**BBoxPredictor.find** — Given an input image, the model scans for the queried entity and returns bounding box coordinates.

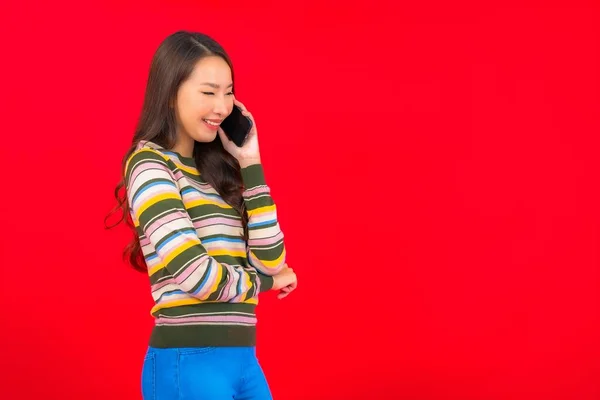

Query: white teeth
[204,119,220,126]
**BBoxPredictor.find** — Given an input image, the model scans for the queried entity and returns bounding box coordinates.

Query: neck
[172,130,194,158]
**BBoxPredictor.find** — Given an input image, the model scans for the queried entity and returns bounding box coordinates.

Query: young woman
[107,30,297,399]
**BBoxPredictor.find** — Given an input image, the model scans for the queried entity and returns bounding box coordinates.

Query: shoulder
[124,141,181,190]
[125,141,173,172]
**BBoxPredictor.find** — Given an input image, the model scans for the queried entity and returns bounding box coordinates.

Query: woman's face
[174,56,234,146]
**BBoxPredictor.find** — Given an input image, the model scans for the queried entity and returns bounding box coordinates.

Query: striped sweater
[125,140,286,348]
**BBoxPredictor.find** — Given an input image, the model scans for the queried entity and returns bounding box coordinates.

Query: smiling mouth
[203,119,222,126]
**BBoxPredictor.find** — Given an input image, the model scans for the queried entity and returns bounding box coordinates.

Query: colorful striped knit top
[125,140,286,348]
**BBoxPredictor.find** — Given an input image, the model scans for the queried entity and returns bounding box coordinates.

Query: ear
[169,94,177,109]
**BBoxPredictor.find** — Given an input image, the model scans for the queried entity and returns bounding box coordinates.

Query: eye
[226,92,234,96]
[201,92,215,96]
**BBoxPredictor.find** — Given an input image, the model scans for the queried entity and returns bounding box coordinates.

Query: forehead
[188,56,232,83]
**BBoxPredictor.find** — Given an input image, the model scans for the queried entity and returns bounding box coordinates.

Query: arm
[125,149,274,302]
[241,163,287,276]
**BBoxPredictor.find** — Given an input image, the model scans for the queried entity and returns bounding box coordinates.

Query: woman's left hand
[277,279,298,300]
[218,97,262,168]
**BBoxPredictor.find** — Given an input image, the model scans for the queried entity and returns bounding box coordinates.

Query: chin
[192,130,218,143]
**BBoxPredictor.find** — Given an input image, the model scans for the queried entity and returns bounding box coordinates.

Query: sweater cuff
[258,273,274,292]
[241,163,267,189]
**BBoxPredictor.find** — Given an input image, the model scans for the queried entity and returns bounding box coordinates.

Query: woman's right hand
[272,265,297,292]
[217,97,262,168]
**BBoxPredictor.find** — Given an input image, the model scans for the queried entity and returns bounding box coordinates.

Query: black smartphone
[221,105,253,147]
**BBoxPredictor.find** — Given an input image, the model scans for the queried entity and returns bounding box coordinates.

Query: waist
[149,302,259,348]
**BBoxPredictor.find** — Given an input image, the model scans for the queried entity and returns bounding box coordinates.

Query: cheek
[191,96,214,117]
[178,95,202,121]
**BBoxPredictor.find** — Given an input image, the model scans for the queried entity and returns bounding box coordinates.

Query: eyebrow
[200,82,233,89]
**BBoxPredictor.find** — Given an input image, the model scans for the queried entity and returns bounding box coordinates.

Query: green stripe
[150,325,257,348]
[126,149,167,176]
[187,204,237,214]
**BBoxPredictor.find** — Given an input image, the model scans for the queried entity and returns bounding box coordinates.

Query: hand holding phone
[220,103,253,147]
[218,98,262,167]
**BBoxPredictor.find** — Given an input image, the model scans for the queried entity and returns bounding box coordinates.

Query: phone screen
[221,105,253,147]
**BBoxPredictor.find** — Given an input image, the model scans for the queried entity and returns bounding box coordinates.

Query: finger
[277,291,290,299]
[281,283,296,295]
[284,286,296,294]
[234,98,246,110]
[217,127,230,144]
[241,110,255,126]
[217,127,238,153]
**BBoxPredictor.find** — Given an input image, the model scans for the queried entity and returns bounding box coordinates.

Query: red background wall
[0,1,598,399]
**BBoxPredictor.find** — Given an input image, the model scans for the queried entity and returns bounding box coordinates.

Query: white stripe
[249,225,281,238]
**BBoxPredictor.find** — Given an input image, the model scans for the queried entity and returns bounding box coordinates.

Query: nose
[213,96,230,117]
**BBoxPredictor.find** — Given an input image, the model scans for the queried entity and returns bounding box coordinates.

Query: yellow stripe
[245,272,251,291]
[250,248,286,269]
[138,192,181,216]
[174,161,200,176]
[242,272,252,301]
[148,240,200,276]
[247,204,276,217]
[186,199,232,209]
[208,249,247,258]
[164,240,198,264]
[150,298,202,314]
[148,261,166,276]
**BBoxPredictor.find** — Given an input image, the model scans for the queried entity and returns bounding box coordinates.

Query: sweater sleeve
[241,164,287,276]
[125,149,274,301]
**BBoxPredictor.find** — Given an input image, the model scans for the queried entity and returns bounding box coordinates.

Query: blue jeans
[141,346,273,399]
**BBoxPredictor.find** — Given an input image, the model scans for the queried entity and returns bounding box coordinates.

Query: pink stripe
[177,256,208,283]
[145,212,188,238]
[156,315,257,324]
[244,186,270,197]
[152,279,173,292]
[136,141,151,151]
[173,171,212,190]
[194,217,241,229]
[220,263,237,299]
[150,257,209,293]
[129,161,170,188]
[249,251,285,274]
[181,187,226,200]
[248,232,284,246]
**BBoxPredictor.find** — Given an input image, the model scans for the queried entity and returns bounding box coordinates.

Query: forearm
[241,163,287,276]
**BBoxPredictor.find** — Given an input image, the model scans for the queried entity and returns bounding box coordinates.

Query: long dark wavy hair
[105,30,248,273]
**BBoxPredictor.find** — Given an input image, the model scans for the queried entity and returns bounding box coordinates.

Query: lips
[202,119,221,130]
